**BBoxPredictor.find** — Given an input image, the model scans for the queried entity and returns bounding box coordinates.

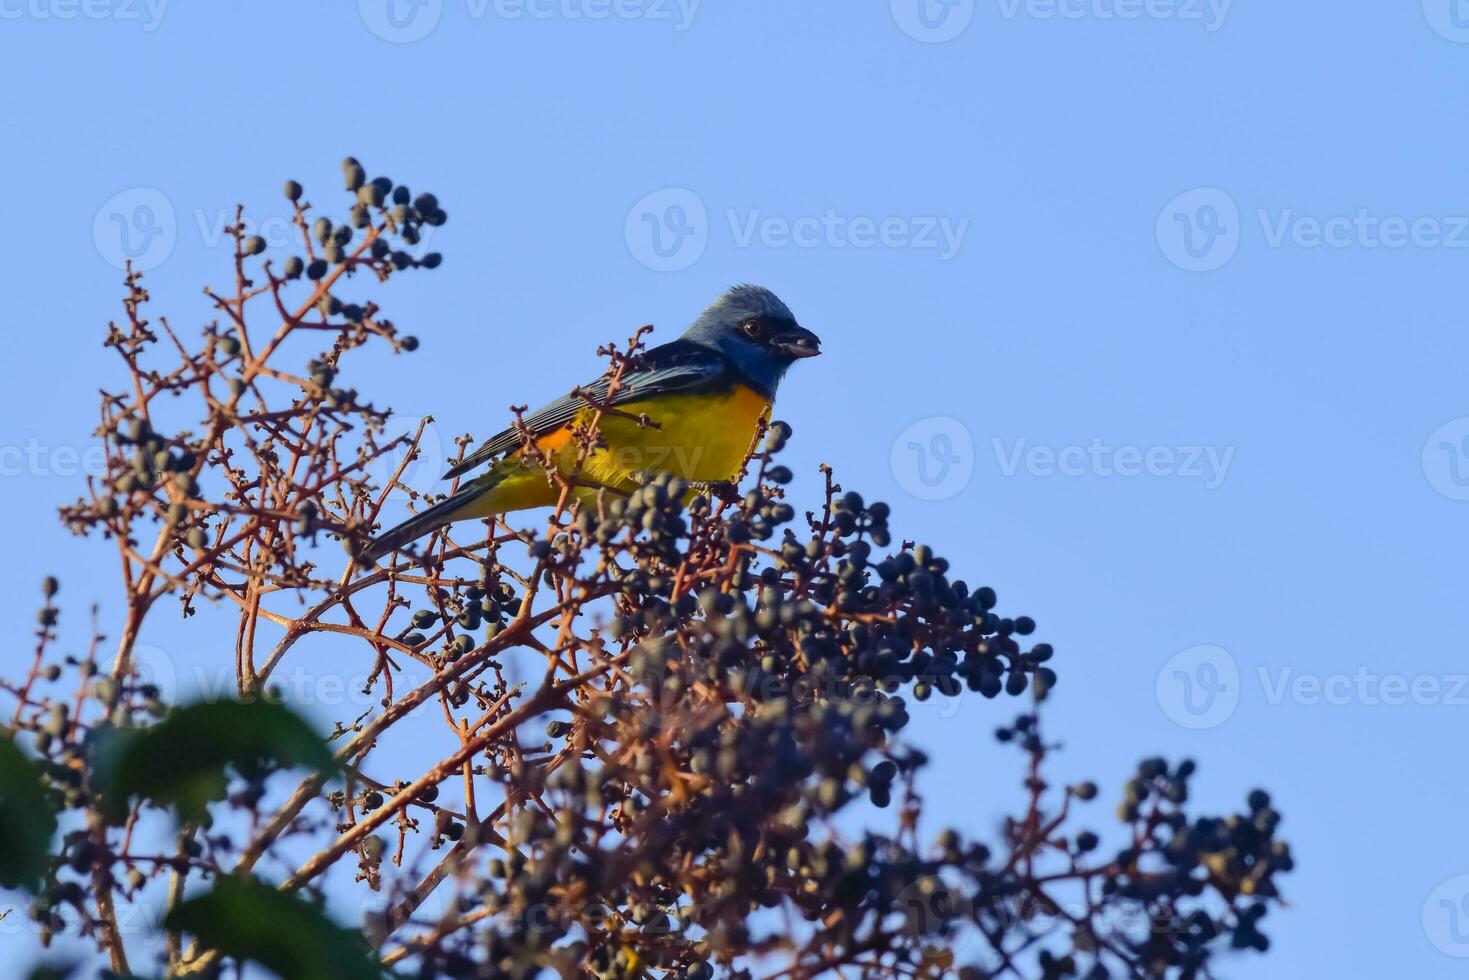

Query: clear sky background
[4,1,1469,976]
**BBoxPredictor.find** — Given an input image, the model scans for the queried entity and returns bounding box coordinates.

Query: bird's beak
[771,325,822,359]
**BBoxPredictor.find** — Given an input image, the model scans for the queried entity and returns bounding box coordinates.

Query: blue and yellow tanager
[360,285,820,564]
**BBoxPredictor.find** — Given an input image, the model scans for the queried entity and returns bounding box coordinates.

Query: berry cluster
[2,159,1291,980]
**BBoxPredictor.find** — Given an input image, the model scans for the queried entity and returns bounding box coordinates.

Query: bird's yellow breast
[585,383,771,485]
[449,385,772,520]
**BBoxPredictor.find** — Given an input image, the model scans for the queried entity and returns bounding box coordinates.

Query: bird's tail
[358,475,499,567]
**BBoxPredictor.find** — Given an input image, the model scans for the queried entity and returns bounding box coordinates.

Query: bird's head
[682,285,821,395]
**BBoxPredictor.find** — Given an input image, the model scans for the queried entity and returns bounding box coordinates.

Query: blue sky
[4,1,1469,975]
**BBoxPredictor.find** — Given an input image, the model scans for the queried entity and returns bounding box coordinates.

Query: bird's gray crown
[699,284,794,325]
[679,285,807,397]
[684,284,794,340]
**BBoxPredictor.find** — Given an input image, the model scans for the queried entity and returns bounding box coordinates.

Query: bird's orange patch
[536,426,574,454]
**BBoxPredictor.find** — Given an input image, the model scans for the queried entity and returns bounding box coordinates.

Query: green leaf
[0,732,58,893]
[27,967,75,980]
[165,876,384,980]
[89,698,338,823]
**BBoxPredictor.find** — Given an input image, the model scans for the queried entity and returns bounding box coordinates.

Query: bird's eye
[742,319,764,340]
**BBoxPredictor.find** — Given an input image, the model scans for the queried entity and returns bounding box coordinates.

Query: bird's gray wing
[439,341,728,481]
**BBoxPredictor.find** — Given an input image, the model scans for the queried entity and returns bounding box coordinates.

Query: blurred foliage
[88,698,338,824]
[0,732,58,893]
[164,875,384,980]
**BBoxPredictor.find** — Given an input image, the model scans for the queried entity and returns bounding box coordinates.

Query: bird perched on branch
[359,285,820,565]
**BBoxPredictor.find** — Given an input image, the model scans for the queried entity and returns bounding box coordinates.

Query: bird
[358,285,820,565]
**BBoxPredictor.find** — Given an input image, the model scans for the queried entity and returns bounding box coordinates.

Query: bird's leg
[689,480,742,505]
